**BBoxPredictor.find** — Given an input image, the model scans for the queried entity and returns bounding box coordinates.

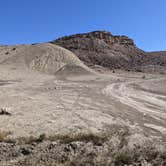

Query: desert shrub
[114,151,133,165]
[142,75,146,79]
[54,133,109,145]
[16,134,46,145]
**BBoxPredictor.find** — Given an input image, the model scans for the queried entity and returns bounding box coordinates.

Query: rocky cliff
[51,31,166,73]
[55,31,135,46]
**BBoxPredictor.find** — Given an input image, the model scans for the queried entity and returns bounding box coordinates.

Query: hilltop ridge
[52,30,166,73]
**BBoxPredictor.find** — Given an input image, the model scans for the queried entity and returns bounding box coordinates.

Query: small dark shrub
[114,151,133,165]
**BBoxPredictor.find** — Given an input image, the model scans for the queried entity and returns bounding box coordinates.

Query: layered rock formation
[52,31,166,72]
[55,31,135,46]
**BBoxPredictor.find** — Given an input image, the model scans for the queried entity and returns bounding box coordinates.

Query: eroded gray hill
[0,43,94,76]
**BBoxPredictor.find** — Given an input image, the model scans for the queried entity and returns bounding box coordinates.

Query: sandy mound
[0,43,94,76]
[55,63,94,78]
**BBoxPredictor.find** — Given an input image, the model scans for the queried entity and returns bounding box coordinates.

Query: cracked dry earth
[0,64,166,139]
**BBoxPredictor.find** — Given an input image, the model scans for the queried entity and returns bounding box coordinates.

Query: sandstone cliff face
[52,31,166,72]
[82,31,135,46]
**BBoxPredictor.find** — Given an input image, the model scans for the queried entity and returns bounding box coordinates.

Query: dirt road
[102,74,166,136]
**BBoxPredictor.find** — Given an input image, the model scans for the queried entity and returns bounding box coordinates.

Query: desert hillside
[0,43,94,76]
[0,32,166,165]
[52,31,166,73]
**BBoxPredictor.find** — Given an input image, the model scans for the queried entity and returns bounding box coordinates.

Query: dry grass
[0,126,166,165]
[49,133,109,145]
[11,132,109,145]
[0,124,130,145]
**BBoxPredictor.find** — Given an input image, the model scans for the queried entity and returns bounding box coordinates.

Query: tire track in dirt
[102,77,166,134]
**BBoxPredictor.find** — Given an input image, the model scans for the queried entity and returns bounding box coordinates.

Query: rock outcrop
[55,31,135,46]
[52,31,166,73]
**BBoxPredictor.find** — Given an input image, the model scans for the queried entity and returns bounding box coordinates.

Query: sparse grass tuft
[0,131,12,142]
[142,75,146,79]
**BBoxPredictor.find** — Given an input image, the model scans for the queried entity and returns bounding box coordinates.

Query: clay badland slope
[0,43,93,76]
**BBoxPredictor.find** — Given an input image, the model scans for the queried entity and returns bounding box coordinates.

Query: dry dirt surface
[0,43,166,165]
[0,64,165,138]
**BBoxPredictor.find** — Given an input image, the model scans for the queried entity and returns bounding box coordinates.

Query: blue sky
[0,0,165,51]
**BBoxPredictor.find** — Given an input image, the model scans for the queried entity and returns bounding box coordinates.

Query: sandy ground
[0,64,166,140]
